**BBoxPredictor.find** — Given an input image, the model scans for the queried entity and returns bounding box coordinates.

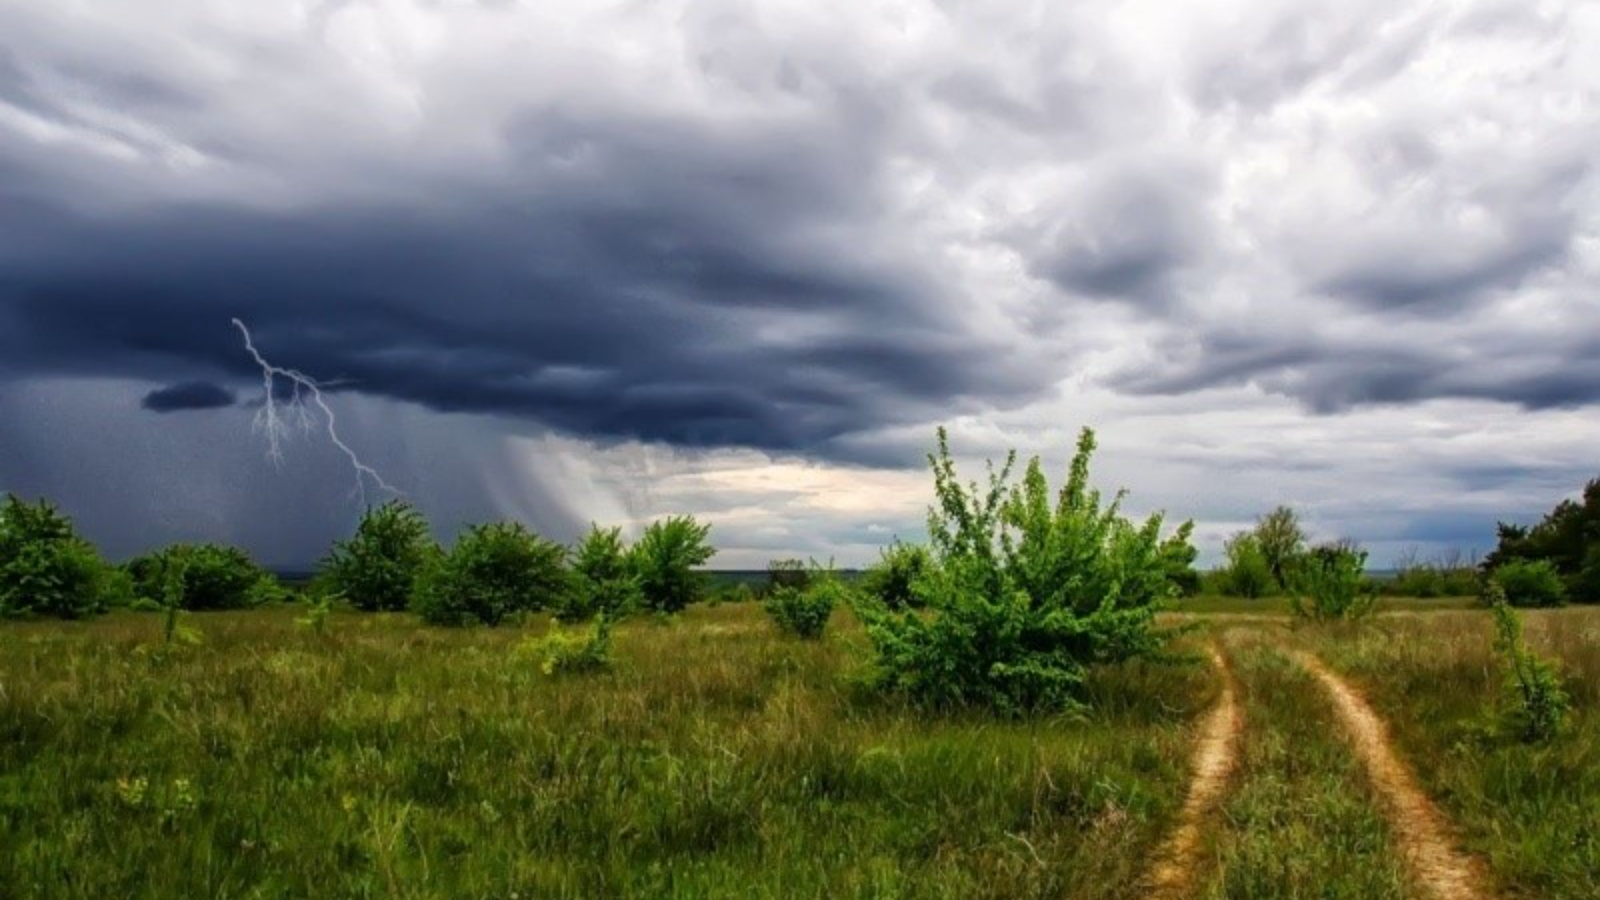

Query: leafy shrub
[858,427,1183,714]
[765,567,844,639]
[1490,558,1567,608]
[1485,477,1600,602]
[527,614,614,675]
[766,558,811,595]
[1219,532,1274,598]
[127,544,274,611]
[319,500,435,612]
[632,516,715,614]
[1160,521,1202,596]
[556,525,641,623]
[1288,541,1376,620]
[0,494,109,619]
[1486,583,1569,742]
[858,542,929,610]
[1253,506,1306,590]
[415,522,572,626]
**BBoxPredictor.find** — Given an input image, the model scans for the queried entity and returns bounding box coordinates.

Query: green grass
[1169,594,1480,616]
[1195,627,1411,899]
[0,604,1210,900]
[1291,608,1600,900]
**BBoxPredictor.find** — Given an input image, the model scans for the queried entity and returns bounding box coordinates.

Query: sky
[1,0,1597,569]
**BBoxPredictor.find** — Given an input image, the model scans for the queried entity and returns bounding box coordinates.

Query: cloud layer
[2,0,1597,565]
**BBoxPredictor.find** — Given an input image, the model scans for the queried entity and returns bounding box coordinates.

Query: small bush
[415,522,571,627]
[0,494,110,619]
[632,516,715,614]
[1490,559,1567,608]
[126,544,273,611]
[1219,532,1274,598]
[556,525,641,623]
[527,614,614,675]
[319,500,435,612]
[766,559,811,595]
[1160,521,1202,597]
[1486,583,1569,742]
[1288,541,1376,620]
[859,427,1181,714]
[765,567,843,639]
[858,542,929,610]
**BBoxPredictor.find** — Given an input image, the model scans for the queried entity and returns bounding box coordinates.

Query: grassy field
[1,604,1211,900]
[3,602,1596,899]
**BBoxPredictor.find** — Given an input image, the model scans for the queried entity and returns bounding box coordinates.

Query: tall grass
[0,604,1209,900]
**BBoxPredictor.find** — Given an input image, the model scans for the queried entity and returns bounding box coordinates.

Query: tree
[1219,532,1273,598]
[858,542,930,610]
[631,516,715,614]
[1253,506,1306,590]
[0,494,108,619]
[1159,520,1201,596]
[1489,559,1566,608]
[766,563,844,639]
[1484,478,1600,603]
[1287,540,1376,620]
[415,522,571,626]
[859,427,1182,714]
[320,500,435,612]
[556,525,641,623]
[126,544,276,611]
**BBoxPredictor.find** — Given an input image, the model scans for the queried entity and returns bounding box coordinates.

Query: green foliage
[296,593,335,636]
[127,544,274,611]
[859,427,1179,714]
[319,500,435,612]
[1385,547,1480,598]
[1288,541,1376,621]
[1219,532,1274,598]
[526,613,614,675]
[765,565,843,639]
[1159,520,1201,596]
[556,525,641,623]
[857,542,929,610]
[1486,583,1570,742]
[415,522,572,627]
[1254,506,1306,590]
[631,515,715,614]
[765,558,812,594]
[1485,477,1600,602]
[1490,558,1567,608]
[0,494,108,619]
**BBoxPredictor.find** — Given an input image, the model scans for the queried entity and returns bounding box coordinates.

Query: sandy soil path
[1293,650,1496,900]
[1143,646,1243,900]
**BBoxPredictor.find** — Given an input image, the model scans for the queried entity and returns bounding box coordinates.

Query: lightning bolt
[232,318,402,503]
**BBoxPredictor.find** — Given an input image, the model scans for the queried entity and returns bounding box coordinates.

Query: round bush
[416,522,572,626]
[1491,559,1567,608]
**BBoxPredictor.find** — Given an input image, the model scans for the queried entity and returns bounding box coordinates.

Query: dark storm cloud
[0,113,1041,460]
[140,380,236,412]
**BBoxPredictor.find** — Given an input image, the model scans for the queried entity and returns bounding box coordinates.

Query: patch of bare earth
[1293,651,1496,900]
[1143,646,1242,900]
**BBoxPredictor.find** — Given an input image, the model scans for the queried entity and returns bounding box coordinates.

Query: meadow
[3,599,1596,899]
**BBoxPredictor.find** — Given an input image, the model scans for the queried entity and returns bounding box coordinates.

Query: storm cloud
[2,0,1598,565]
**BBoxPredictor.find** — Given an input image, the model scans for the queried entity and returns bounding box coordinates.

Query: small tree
[859,427,1183,714]
[0,494,108,619]
[1219,532,1274,598]
[765,558,812,594]
[415,522,571,626]
[1288,541,1376,620]
[632,516,715,614]
[1160,520,1201,596]
[556,525,641,623]
[320,500,435,612]
[858,542,929,610]
[1486,583,1569,742]
[1254,505,1306,590]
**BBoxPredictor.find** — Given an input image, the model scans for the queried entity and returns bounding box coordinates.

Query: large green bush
[127,543,277,611]
[1485,477,1600,602]
[858,427,1187,714]
[319,500,435,612]
[1490,558,1567,608]
[555,525,641,623]
[415,522,571,626]
[0,494,109,619]
[858,542,929,610]
[632,516,715,614]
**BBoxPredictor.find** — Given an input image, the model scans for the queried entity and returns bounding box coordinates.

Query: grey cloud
[140,380,236,412]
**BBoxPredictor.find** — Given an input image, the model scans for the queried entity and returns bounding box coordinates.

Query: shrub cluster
[764,564,843,639]
[1287,541,1377,621]
[857,542,928,610]
[126,543,278,611]
[319,500,434,612]
[858,427,1189,713]
[0,494,110,619]
[1484,477,1600,603]
[1488,558,1566,608]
